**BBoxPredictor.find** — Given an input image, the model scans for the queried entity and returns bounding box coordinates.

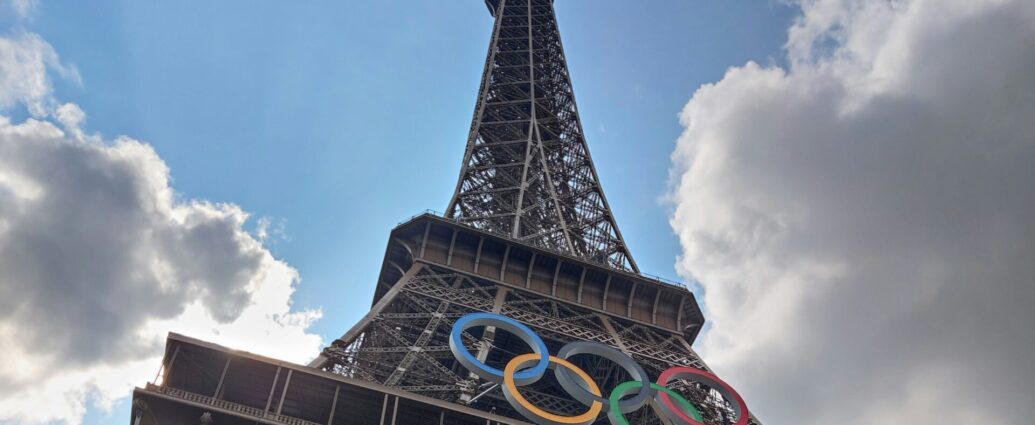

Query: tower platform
[131,333,529,425]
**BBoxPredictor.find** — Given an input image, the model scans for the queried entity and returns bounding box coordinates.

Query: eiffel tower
[130,2,759,425]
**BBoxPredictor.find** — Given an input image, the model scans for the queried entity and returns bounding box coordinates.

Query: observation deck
[372,212,706,343]
[131,333,529,425]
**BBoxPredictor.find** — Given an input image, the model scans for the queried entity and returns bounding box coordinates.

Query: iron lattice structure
[447,0,637,272]
[309,1,761,424]
[311,214,758,425]
[319,263,744,425]
[129,2,760,425]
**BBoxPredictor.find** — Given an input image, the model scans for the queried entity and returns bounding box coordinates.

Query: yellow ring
[503,353,604,424]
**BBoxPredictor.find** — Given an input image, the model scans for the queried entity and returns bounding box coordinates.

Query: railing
[145,384,322,425]
[395,210,689,289]
[639,272,688,289]
[396,209,447,226]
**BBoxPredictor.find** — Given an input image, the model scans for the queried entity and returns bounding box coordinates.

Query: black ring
[554,341,653,413]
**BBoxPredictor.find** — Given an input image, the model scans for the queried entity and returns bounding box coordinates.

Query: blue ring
[449,312,550,385]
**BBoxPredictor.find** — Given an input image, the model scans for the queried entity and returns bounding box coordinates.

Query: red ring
[656,367,750,425]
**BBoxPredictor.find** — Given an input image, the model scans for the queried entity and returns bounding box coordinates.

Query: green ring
[607,381,703,425]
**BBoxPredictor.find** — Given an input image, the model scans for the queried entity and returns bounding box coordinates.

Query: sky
[1,0,1033,425]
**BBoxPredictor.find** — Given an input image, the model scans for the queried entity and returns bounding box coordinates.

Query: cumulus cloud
[0,32,322,425]
[670,0,1035,424]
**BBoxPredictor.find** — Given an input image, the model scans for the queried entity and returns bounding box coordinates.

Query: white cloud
[0,31,322,425]
[670,0,1035,424]
[0,31,79,117]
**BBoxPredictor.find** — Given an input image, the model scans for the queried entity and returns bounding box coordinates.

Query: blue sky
[6,1,796,423]
[36,0,793,333]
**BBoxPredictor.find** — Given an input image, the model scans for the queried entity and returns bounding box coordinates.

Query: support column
[499,245,510,280]
[378,394,390,425]
[309,263,424,368]
[446,229,458,266]
[475,287,510,362]
[575,268,586,303]
[326,384,340,425]
[213,357,231,398]
[159,344,180,386]
[419,222,431,258]
[275,369,293,415]
[462,287,510,404]
[473,237,485,273]
[550,261,561,296]
[598,314,629,354]
[627,282,638,317]
[525,253,537,288]
[264,367,282,414]
[390,396,400,425]
[651,290,662,325]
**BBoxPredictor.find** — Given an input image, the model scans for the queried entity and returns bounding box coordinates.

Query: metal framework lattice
[447,0,638,272]
[315,2,760,424]
[131,2,760,425]
[321,263,752,425]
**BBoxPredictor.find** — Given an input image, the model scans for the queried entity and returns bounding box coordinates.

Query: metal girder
[309,1,760,423]
[384,292,455,386]
[446,0,638,272]
[318,265,749,424]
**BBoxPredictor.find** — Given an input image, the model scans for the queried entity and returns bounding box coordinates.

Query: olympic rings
[657,367,749,425]
[450,312,750,425]
[607,382,702,425]
[449,312,550,385]
[555,341,651,414]
[503,353,604,425]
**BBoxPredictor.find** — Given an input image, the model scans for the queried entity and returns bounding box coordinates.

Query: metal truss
[447,0,638,272]
[318,2,760,423]
[320,264,755,425]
